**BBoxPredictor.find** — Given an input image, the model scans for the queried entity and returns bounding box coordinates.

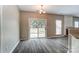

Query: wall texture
[1,6,20,53]
[20,11,64,40]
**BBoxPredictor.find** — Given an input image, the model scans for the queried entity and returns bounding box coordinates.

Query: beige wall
[1,5,20,53]
[64,16,73,35]
[20,11,64,40]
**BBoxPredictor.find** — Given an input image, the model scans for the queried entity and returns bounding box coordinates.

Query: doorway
[29,18,47,39]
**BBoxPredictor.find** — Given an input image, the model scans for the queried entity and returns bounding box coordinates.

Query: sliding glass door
[29,18,46,39]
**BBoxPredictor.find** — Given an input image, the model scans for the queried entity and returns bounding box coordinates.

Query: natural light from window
[56,20,62,35]
[74,21,79,28]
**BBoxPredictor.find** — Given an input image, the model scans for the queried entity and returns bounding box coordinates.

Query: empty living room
[0,5,79,53]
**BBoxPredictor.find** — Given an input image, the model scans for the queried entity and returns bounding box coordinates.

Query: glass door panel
[29,19,38,38]
[39,28,45,37]
[38,19,46,37]
[30,28,38,38]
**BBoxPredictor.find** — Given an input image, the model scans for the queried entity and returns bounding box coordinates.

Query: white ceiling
[18,5,79,17]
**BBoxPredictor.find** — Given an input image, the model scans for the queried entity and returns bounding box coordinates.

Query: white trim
[47,35,65,39]
[10,40,20,53]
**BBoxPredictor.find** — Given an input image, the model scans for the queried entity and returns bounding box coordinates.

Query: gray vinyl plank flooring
[13,37,68,53]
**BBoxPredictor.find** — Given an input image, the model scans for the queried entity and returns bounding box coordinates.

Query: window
[56,20,62,35]
[73,17,79,28]
[74,21,79,28]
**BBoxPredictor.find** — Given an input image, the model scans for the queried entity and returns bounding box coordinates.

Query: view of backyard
[29,18,46,38]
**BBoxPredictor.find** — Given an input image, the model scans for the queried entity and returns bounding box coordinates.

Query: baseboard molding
[47,35,66,39]
[10,40,20,53]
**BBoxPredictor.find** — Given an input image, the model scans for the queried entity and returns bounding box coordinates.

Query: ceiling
[18,5,79,17]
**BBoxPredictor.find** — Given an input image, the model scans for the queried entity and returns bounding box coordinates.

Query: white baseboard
[47,35,66,39]
[10,40,20,53]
